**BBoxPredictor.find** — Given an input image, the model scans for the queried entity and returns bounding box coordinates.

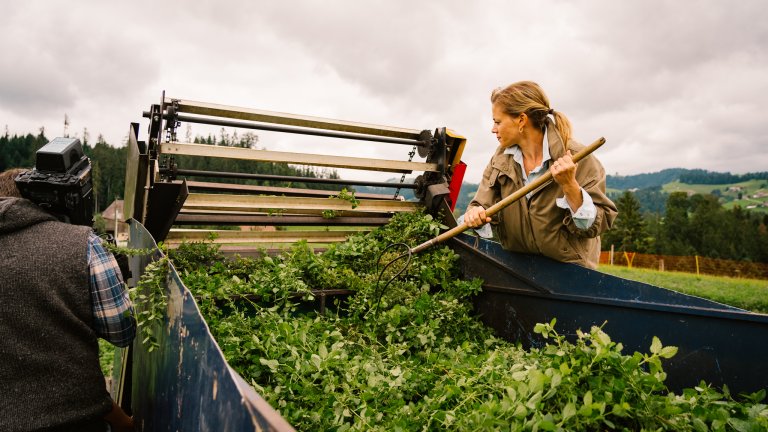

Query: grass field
[663,179,768,213]
[598,264,768,314]
[662,178,765,195]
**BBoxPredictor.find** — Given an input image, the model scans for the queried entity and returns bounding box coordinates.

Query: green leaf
[529,369,546,393]
[259,358,279,372]
[561,402,576,421]
[310,354,322,370]
[728,417,755,432]
[537,419,556,431]
[692,418,708,432]
[650,336,662,354]
[596,330,611,346]
[659,345,678,359]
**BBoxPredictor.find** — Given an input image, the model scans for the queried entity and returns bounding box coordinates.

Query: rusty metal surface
[164,228,367,245]
[450,234,768,394]
[182,192,420,214]
[185,180,405,200]
[123,220,295,431]
[152,112,423,145]
[160,142,438,173]
[162,168,418,190]
[166,97,421,139]
[174,213,392,226]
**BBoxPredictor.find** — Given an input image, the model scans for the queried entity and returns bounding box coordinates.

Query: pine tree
[662,192,695,255]
[602,190,650,252]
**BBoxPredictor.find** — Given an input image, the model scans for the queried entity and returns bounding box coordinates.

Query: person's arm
[556,189,597,230]
[104,399,134,432]
[550,150,583,208]
[551,151,617,237]
[87,233,136,347]
[465,158,500,228]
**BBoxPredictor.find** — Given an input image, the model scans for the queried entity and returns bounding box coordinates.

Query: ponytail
[551,110,572,154]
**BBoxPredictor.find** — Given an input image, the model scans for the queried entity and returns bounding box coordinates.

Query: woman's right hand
[464,206,491,228]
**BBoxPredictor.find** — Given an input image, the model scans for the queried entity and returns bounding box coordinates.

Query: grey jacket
[0,197,112,431]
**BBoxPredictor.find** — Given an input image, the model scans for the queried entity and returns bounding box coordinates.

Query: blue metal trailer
[113,220,768,430]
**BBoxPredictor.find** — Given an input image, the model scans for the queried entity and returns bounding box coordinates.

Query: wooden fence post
[695,255,700,276]
[659,258,664,272]
[624,251,635,269]
[610,244,614,266]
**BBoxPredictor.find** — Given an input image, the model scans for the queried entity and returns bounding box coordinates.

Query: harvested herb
[168,211,767,431]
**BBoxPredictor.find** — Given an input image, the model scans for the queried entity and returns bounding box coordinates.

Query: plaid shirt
[87,233,136,347]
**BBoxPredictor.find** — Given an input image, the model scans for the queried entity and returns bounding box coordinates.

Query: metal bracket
[416,129,432,158]
[163,156,178,181]
[414,127,451,214]
[147,104,162,157]
[165,99,181,143]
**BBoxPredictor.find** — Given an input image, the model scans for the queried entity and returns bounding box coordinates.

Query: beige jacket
[468,121,617,268]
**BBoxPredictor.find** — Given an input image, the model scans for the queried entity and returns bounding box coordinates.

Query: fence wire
[599,251,768,280]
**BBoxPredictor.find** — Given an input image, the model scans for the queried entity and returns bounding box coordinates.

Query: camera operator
[0,168,136,432]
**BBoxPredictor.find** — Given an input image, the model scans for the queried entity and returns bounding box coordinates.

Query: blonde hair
[491,81,573,153]
[0,168,27,198]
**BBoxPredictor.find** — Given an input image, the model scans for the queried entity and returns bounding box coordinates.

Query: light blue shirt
[503,127,596,230]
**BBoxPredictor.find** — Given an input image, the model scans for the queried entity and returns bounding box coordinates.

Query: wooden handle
[410,137,606,254]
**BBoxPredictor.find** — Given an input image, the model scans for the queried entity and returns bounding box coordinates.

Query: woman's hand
[464,206,491,228]
[550,150,583,209]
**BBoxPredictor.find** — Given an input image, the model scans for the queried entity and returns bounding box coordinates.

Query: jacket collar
[492,117,566,180]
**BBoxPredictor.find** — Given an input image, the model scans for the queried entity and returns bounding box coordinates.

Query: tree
[83,135,128,211]
[602,191,650,252]
[688,194,726,258]
[661,192,695,256]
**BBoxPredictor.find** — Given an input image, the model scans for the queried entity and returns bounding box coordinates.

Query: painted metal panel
[451,234,768,394]
[119,219,294,431]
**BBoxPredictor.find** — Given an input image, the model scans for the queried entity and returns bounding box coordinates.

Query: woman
[464,81,617,268]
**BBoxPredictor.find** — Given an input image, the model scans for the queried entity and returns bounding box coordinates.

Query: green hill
[359,169,768,216]
[664,179,768,212]
[606,169,768,214]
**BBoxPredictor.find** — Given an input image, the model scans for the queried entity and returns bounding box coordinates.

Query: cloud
[1,0,766,181]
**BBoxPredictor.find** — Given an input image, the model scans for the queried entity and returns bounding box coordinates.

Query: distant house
[102,200,128,241]
[727,186,743,192]
[753,191,768,198]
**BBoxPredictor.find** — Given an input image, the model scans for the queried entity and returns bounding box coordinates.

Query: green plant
[130,254,169,352]
[98,339,116,377]
[168,211,768,430]
[101,242,155,258]
[334,188,360,209]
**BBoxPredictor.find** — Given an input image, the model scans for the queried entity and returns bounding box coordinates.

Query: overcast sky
[2,0,767,183]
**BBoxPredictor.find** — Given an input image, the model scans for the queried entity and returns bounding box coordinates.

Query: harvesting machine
[113,94,768,431]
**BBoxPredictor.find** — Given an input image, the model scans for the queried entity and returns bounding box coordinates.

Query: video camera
[14,137,95,226]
